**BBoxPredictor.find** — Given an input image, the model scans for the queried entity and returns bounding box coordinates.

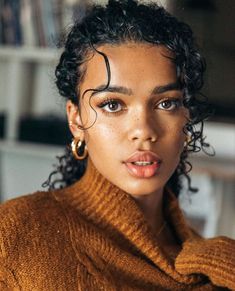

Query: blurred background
[0,0,234,238]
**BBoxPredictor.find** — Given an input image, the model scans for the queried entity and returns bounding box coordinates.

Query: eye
[97,98,124,114]
[157,98,182,111]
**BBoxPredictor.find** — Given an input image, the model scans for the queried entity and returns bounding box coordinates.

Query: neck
[55,156,193,245]
[131,189,164,234]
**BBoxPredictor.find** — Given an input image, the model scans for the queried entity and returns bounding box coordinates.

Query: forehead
[80,43,177,90]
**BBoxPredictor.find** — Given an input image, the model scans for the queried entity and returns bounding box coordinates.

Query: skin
[67,43,189,245]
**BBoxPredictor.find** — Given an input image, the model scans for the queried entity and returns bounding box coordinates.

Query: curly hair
[43,0,214,197]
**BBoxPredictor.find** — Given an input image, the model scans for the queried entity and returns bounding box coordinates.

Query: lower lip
[124,162,161,178]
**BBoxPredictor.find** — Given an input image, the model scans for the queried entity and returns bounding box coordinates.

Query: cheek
[175,128,186,151]
[164,122,186,155]
[85,123,122,152]
[175,133,186,164]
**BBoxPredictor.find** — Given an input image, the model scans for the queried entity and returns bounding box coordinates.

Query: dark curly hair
[43,0,214,197]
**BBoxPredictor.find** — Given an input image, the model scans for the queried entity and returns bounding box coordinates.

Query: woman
[0,1,235,290]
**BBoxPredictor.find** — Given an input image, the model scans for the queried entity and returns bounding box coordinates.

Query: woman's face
[67,43,189,197]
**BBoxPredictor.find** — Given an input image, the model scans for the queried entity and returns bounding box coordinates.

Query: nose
[128,110,158,144]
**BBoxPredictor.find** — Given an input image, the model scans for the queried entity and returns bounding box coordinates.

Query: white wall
[0,141,63,201]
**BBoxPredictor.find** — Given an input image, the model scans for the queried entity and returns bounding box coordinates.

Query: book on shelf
[0,0,22,46]
[41,0,57,47]
[31,0,47,47]
[0,112,6,139]
[20,0,36,46]
[0,0,2,44]
[0,0,93,48]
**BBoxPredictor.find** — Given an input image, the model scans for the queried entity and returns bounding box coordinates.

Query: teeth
[132,161,154,166]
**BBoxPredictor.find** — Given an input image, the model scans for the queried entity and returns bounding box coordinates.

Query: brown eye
[97,98,123,113]
[157,98,182,111]
[106,101,120,112]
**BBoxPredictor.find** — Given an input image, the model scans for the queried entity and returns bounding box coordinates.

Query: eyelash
[97,97,183,116]
[97,98,125,116]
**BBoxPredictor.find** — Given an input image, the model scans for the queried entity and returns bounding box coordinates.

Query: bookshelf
[0,46,64,140]
[0,45,65,201]
[0,47,60,140]
[0,0,104,200]
[0,46,58,61]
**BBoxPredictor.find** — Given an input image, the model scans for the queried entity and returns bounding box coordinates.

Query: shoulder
[0,191,85,289]
[0,191,69,257]
[0,191,62,227]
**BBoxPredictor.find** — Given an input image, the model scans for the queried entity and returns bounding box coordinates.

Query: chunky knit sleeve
[0,263,21,291]
[0,192,86,290]
[175,236,235,290]
[0,207,20,291]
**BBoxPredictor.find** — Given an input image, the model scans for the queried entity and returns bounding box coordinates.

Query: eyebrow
[152,82,182,94]
[90,85,132,97]
[90,81,182,98]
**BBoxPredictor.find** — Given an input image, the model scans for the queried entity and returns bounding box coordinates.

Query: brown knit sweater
[0,157,235,290]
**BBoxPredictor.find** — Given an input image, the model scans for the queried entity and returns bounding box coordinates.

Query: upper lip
[124,151,162,163]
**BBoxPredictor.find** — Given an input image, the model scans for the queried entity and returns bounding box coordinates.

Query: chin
[122,183,164,197]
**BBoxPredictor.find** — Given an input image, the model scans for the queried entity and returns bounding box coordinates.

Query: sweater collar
[55,156,203,284]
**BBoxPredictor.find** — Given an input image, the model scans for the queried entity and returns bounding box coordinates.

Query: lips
[124,151,162,164]
[124,151,162,178]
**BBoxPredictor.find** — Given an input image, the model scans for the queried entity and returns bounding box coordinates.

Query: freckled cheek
[175,128,186,148]
[85,124,122,151]
[160,136,184,172]
[163,124,185,153]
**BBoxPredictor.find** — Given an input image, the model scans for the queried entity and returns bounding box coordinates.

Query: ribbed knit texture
[0,156,234,290]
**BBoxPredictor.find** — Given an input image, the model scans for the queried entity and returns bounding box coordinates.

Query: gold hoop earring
[71,137,88,160]
[184,135,192,148]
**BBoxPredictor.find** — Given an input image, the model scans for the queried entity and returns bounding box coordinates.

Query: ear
[66,100,85,140]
